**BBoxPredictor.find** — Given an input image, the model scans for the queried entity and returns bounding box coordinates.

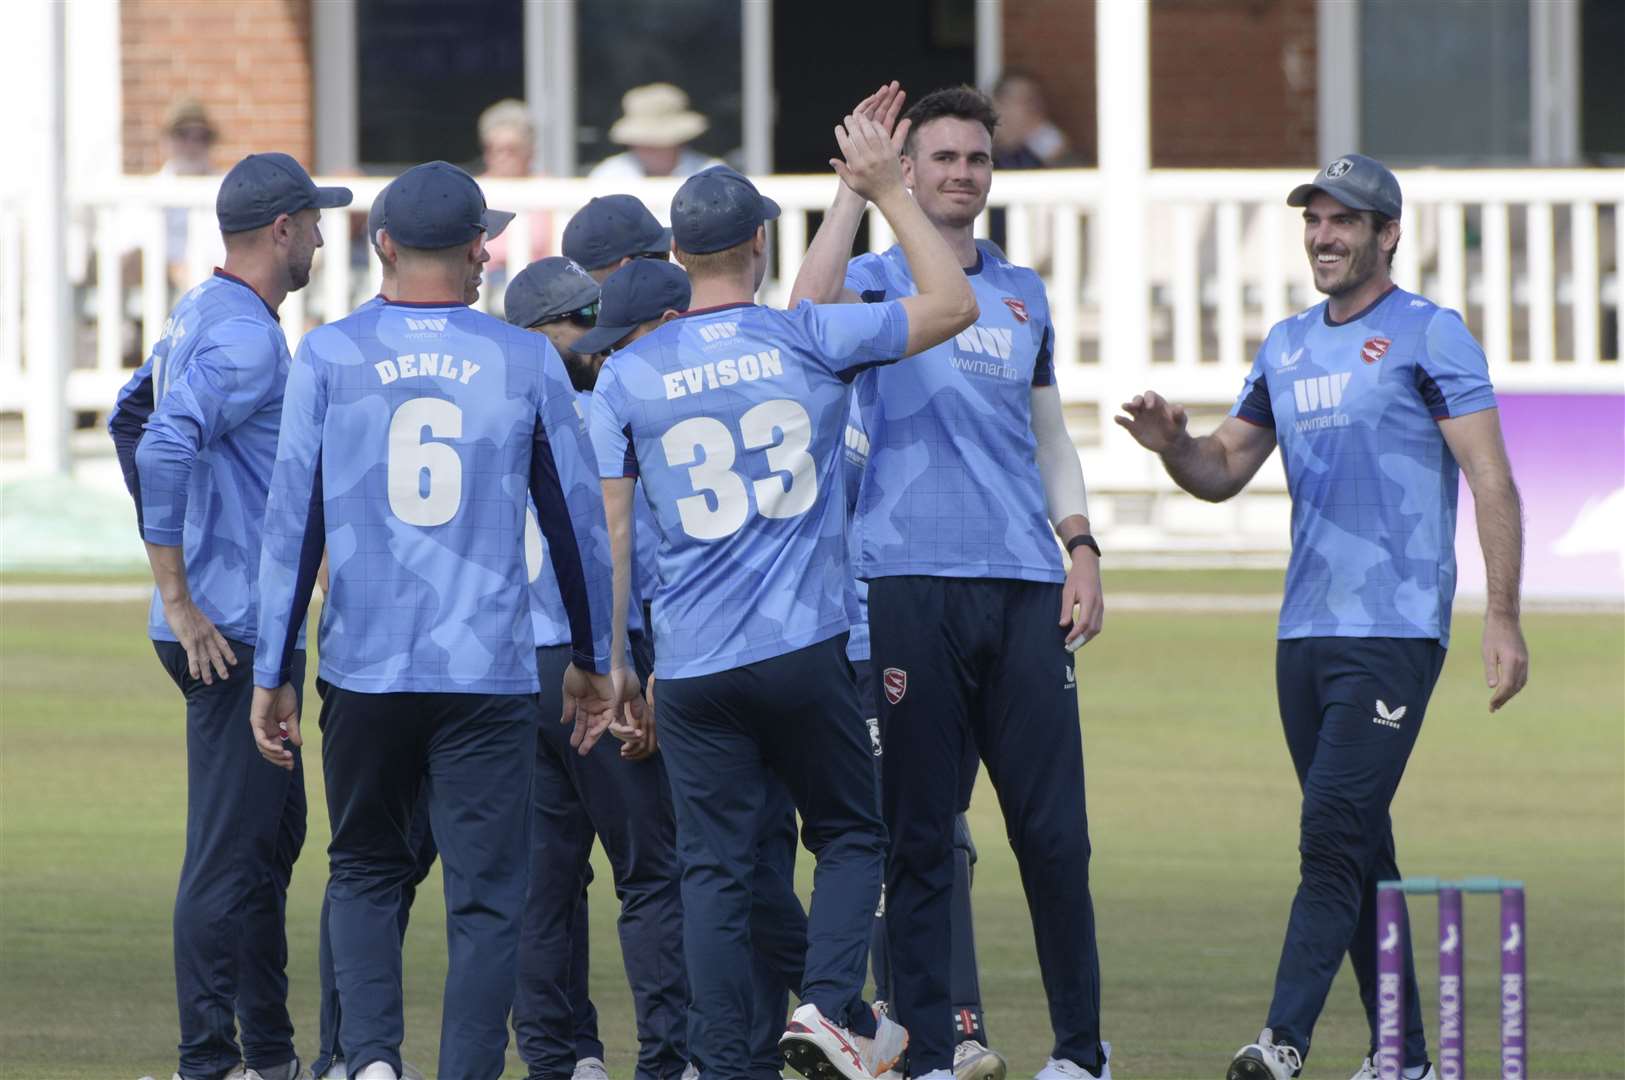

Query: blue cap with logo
[562,195,672,271]
[216,152,352,233]
[381,161,516,250]
[503,257,602,329]
[572,260,691,354]
[1287,153,1402,220]
[671,166,780,255]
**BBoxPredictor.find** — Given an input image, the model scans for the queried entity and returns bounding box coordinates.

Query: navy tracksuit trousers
[854,660,990,1046]
[870,577,1104,1077]
[658,635,886,1080]
[1266,636,1446,1069]
[318,683,537,1080]
[516,642,688,1080]
[155,641,306,1080]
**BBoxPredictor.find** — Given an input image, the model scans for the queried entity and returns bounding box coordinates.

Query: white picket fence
[2,168,1620,554]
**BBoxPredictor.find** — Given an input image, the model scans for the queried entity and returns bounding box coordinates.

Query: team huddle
[112,80,1527,1080]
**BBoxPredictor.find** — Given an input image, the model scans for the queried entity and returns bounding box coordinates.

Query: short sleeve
[1230,341,1275,428]
[845,253,888,303]
[1416,309,1496,420]
[588,368,637,479]
[787,300,910,381]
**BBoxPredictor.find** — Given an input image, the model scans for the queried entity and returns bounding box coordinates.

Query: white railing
[2,168,1620,552]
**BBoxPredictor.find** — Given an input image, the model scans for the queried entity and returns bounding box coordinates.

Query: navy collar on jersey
[380,297,470,309]
[671,301,756,321]
[212,268,280,321]
[964,250,984,276]
[1324,283,1398,327]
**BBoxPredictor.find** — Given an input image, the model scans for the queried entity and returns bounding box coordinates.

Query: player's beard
[560,348,600,392]
[1313,233,1380,298]
[287,248,314,291]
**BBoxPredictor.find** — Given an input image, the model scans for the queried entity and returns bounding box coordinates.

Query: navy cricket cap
[562,195,671,271]
[573,260,691,354]
[381,161,515,250]
[1288,153,1402,220]
[671,166,780,255]
[503,257,602,329]
[216,152,351,234]
[366,179,393,254]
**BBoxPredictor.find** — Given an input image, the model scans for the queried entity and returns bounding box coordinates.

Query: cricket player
[791,84,1109,1080]
[591,112,977,1078]
[248,160,618,1080]
[1114,154,1528,1080]
[505,256,693,1080]
[110,152,350,1080]
[310,177,440,1080]
[563,194,674,283]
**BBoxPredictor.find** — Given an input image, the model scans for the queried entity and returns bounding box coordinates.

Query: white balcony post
[1095,0,1152,476]
[24,1,69,474]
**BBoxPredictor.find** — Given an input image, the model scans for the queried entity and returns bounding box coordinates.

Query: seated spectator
[992,70,1071,169]
[476,98,552,291]
[157,98,226,288]
[588,84,722,181]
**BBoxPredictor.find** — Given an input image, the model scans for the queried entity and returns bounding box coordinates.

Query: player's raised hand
[1483,611,1529,712]
[1114,391,1190,454]
[832,113,910,204]
[563,663,620,755]
[853,80,908,149]
[249,683,300,770]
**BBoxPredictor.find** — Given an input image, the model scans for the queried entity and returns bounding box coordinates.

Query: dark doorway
[772,0,976,174]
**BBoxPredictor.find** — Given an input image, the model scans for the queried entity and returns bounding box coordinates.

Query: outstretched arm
[788,81,908,307]
[1115,391,1276,502]
[1439,408,1528,711]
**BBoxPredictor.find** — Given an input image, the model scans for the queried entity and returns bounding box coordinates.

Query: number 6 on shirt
[387,397,463,527]
[660,398,817,541]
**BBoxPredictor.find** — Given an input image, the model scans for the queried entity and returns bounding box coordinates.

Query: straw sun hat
[608,83,709,148]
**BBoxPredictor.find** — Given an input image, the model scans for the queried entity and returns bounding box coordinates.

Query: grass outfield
[1,577,1621,1079]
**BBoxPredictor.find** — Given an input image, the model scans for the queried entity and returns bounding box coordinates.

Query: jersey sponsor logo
[1373,699,1407,729]
[661,349,784,400]
[374,352,481,385]
[1277,346,1305,370]
[404,316,448,332]
[954,324,1014,361]
[882,667,907,705]
[1292,372,1352,413]
[1001,297,1029,323]
[697,321,739,343]
[1362,336,1392,364]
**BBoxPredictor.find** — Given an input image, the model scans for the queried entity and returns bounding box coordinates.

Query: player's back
[592,300,907,678]
[297,300,568,693]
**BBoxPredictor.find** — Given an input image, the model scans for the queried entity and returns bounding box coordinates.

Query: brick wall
[121,0,314,174]
[1002,0,1319,167]
[1151,0,1317,166]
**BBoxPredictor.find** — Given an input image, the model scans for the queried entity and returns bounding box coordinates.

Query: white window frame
[1316,0,1581,166]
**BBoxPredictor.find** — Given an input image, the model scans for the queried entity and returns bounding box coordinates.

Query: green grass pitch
[2,575,1620,1078]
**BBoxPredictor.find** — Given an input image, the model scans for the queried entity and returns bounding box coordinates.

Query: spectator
[588,84,722,181]
[155,98,226,289]
[991,70,1071,169]
[476,98,552,293]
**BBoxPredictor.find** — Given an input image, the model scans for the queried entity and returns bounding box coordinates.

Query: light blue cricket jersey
[528,389,647,648]
[590,300,909,679]
[845,240,1063,584]
[108,269,298,648]
[1231,286,1497,646]
[842,393,871,663]
[254,299,614,694]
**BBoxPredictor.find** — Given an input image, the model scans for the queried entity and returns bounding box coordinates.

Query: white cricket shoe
[353,1063,399,1080]
[1227,1030,1301,1080]
[781,1001,909,1079]
[1349,1059,1436,1080]
[226,1062,311,1080]
[1035,1042,1112,1080]
[574,1058,611,1080]
[953,1040,1007,1080]
[682,1064,701,1080]
[317,1062,347,1080]
[912,1072,953,1079]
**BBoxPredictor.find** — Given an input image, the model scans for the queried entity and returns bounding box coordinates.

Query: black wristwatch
[1066,533,1101,559]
